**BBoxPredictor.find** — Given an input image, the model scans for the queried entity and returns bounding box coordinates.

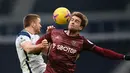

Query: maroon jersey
[37,29,94,73]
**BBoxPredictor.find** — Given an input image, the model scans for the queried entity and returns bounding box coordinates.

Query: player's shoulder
[81,36,94,44]
[51,29,63,33]
[16,35,30,41]
[16,30,31,40]
[78,35,86,40]
[19,30,31,38]
[79,36,88,42]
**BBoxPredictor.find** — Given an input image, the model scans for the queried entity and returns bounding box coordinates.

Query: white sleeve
[18,35,31,45]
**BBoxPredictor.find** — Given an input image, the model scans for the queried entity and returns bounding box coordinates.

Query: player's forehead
[34,18,41,22]
[37,18,41,22]
[71,16,81,22]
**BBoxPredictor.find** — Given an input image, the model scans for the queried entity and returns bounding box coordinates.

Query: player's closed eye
[75,19,80,24]
[70,18,74,21]
[70,18,80,24]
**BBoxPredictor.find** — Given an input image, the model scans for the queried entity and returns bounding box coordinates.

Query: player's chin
[70,29,78,32]
[36,30,41,34]
[69,27,75,30]
[69,27,76,30]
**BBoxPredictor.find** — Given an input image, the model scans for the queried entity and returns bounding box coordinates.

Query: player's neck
[65,30,79,36]
[24,27,35,35]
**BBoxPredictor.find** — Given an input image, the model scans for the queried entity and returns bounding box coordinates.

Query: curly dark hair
[71,12,88,29]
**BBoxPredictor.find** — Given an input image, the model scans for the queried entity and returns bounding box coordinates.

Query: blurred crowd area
[0,0,130,73]
[0,0,130,36]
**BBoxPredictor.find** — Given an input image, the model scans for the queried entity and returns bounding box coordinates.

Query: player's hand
[38,39,48,48]
[46,25,55,33]
[41,39,49,55]
[41,39,49,48]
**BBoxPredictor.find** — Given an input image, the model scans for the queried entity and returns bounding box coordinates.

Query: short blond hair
[23,14,40,28]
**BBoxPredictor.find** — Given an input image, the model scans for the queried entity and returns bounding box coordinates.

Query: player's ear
[31,20,36,26]
[29,20,33,25]
[79,26,83,31]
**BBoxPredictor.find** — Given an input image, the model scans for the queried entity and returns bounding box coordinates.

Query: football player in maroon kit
[36,12,130,73]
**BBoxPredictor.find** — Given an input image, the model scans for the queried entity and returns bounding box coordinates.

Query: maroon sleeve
[92,46,125,60]
[36,31,52,45]
[82,37,95,50]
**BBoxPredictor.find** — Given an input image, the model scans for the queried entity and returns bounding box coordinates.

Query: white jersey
[15,30,46,73]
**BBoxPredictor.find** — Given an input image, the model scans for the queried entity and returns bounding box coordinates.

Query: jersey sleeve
[91,46,124,60]
[18,35,31,45]
[82,37,95,51]
[36,31,52,44]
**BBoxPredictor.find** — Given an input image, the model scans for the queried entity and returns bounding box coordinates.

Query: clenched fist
[41,39,49,48]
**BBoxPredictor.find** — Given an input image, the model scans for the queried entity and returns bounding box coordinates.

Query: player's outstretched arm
[82,37,130,60]
[91,46,130,60]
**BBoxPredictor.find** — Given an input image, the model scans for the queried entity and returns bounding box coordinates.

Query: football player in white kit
[15,14,48,73]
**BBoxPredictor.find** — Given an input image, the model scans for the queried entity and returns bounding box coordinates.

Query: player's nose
[40,24,42,28]
[71,22,75,25]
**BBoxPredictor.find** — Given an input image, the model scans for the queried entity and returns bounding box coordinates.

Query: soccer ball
[53,7,71,24]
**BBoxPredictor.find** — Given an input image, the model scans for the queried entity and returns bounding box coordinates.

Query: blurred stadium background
[0,0,130,73]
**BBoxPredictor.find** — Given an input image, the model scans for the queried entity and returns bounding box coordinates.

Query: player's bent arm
[36,30,53,54]
[39,40,50,55]
[21,41,46,54]
[41,43,51,56]
[36,38,50,55]
[91,45,130,60]
[36,31,52,44]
